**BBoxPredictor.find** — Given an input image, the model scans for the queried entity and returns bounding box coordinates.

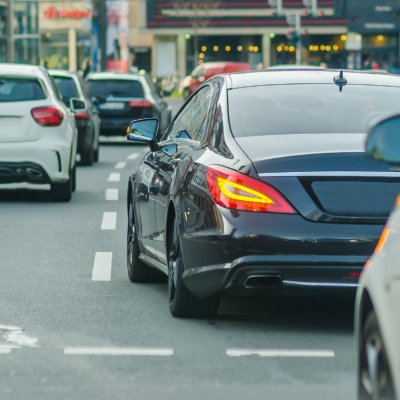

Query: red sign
[43,6,92,19]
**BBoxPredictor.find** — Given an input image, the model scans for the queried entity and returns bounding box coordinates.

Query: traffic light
[301,30,310,48]
[287,30,298,47]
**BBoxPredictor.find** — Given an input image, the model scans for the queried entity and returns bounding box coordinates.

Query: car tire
[71,165,76,192]
[358,310,395,400]
[51,170,72,202]
[183,88,191,100]
[168,216,220,318]
[127,194,166,283]
[80,146,94,166]
[93,146,99,163]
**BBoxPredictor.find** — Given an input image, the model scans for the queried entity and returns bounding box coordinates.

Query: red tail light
[343,272,362,278]
[206,166,296,213]
[31,107,64,127]
[128,100,152,108]
[74,110,88,119]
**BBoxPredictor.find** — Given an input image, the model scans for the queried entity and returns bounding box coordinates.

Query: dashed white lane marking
[127,153,139,160]
[101,212,117,230]
[0,348,11,354]
[114,162,126,169]
[226,349,335,358]
[105,189,118,201]
[107,173,120,182]
[92,252,112,281]
[64,347,174,356]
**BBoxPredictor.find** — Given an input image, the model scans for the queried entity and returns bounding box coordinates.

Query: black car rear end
[86,76,154,136]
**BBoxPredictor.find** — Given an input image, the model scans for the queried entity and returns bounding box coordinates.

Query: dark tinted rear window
[0,78,46,102]
[228,84,400,137]
[52,76,78,100]
[87,79,144,98]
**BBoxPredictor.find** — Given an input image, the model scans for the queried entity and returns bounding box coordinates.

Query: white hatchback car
[355,114,400,400]
[0,64,78,201]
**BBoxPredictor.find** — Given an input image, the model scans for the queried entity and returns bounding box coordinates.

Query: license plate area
[99,102,125,110]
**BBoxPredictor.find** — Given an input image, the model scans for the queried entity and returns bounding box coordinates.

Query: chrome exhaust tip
[25,168,43,178]
[244,275,282,289]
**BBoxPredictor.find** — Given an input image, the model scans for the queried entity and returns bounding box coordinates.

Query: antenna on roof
[333,70,347,92]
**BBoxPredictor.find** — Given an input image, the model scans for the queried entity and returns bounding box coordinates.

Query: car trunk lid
[236,134,400,223]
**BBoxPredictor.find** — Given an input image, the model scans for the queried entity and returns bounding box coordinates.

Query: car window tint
[165,95,196,141]
[188,87,211,141]
[228,84,400,136]
[86,79,144,98]
[48,75,63,101]
[0,77,46,102]
[52,76,78,101]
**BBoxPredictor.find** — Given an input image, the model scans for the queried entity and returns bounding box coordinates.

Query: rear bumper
[100,118,134,136]
[0,133,73,184]
[0,162,51,184]
[182,255,366,298]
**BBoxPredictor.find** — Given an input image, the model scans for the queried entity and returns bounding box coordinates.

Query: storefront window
[0,5,7,36]
[14,37,39,64]
[14,0,38,35]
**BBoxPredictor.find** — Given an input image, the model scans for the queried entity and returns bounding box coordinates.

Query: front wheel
[168,217,220,318]
[127,195,166,283]
[358,310,395,400]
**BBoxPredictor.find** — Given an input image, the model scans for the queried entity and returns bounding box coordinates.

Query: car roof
[268,64,325,69]
[87,72,140,81]
[48,69,79,78]
[0,63,46,78]
[228,69,400,89]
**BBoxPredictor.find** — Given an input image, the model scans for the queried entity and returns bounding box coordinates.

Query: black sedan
[126,69,400,318]
[49,70,101,165]
[86,72,172,138]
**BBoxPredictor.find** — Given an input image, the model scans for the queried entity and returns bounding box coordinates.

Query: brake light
[128,100,152,108]
[343,272,361,278]
[74,110,88,119]
[31,107,64,127]
[206,166,296,213]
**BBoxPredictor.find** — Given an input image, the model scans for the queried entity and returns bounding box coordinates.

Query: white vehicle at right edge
[0,64,79,201]
[356,113,400,400]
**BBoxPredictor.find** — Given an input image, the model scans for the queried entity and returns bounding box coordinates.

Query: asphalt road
[0,98,357,400]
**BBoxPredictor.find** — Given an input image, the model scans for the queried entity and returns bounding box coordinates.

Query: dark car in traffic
[126,69,400,318]
[49,70,101,165]
[86,72,172,137]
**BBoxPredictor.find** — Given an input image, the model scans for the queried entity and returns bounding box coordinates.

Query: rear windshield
[52,76,78,100]
[0,77,46,102]
[86,79,144,98]
[228,84,400,137]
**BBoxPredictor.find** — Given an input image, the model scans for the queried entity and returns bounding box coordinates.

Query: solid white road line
[105,189,118,201]
[101,212,117,230]
[226,348,335,358]
[92,252,112,281]
[107,173,121,182]
[127,153,139,160]
[114,162,126,169]
[64,347,174,356]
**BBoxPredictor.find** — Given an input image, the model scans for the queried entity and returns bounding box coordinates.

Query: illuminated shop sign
[43,6,92,19]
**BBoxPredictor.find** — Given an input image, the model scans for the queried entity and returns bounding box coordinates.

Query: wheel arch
[165,200,177,264]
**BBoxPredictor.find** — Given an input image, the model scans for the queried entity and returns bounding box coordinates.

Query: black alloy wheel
[71,165,76,192]
[359,310,395,400]
[93,145,99,163]
[126,195,166,283]
[80,128,95,166]
[168,217,220,318]
[50,168,72,202]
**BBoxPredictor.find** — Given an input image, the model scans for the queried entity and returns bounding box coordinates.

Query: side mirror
[366,114,400,163]
[70,98,87,112]
[127,118,159,151]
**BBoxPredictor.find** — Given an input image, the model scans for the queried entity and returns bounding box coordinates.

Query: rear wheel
[71,165,76,192]
[127,195,166,283]
[168,217,220,318]
[80,146,94,166]
[93,146,99,162]
[51,170,72,202]
[358,310,395,400]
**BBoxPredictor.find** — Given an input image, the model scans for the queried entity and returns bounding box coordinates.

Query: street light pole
[7,0,14,63]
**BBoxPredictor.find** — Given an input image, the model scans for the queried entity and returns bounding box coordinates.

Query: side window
[165,95,196,141]
[48,75,63,102]
[78,75,91,99]
[145,75,160,99]
[195,68,204,79]
[186,86,211,141]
